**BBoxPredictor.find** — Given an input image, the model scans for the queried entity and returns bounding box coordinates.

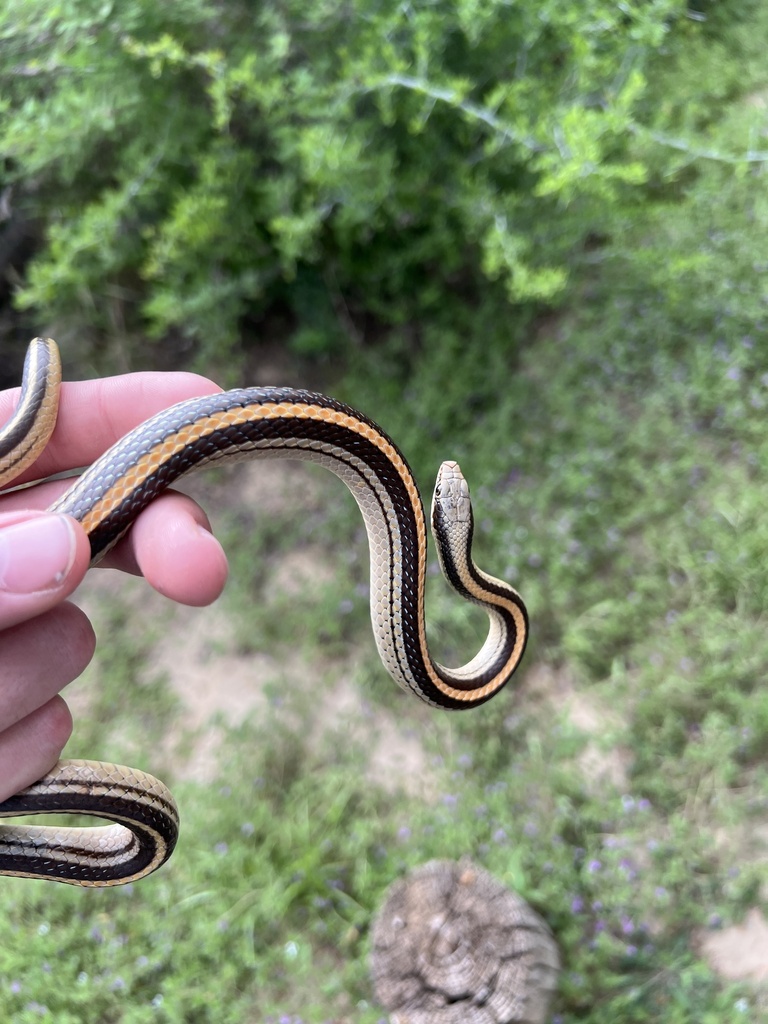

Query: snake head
[432,460,472,529]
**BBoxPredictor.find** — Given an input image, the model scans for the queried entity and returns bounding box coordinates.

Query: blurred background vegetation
[2,0,768,1021]
[2,0,762,381]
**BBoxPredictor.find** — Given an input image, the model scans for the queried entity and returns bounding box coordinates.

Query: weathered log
[371,859,560,1024]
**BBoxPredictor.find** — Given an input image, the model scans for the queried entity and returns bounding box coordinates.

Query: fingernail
[0,515,78,594]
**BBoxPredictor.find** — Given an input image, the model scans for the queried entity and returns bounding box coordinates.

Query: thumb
[0,512,91,630]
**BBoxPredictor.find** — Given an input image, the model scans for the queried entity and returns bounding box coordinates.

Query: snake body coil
[0,338,528,885]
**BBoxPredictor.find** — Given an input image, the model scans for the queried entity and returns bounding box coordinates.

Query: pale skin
[0,370,228,802]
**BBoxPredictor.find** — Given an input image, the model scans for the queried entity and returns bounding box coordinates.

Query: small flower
[587,859,602,873]
[571,896,584,913]
[619,858,637,880]
[214,842,229,855]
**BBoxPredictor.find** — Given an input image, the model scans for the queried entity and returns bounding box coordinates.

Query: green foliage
[0,0,697,364]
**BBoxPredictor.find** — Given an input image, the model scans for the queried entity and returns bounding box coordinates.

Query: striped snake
[0,338,528,886]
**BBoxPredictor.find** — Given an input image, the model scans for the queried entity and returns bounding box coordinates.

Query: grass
[3,296,767,1020]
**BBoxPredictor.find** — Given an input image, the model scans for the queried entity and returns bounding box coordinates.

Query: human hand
[0,370,229,800]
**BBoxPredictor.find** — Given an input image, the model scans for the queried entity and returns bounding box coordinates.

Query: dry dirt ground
[68,460,768,993]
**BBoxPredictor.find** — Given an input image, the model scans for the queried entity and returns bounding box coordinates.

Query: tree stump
[370,859,560,1024]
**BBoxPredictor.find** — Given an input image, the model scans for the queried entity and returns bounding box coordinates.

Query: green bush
[1,0,692,365]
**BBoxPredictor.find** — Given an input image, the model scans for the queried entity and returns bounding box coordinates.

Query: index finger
[0,372,222,487]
